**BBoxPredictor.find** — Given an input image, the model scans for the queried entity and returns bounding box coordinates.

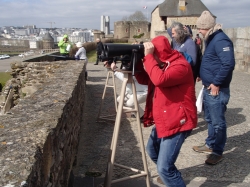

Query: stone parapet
[0,60,86,187]
[224,27,250,73]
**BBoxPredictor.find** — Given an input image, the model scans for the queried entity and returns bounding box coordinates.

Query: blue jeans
[146,126,191,187]
[203,87,230,155]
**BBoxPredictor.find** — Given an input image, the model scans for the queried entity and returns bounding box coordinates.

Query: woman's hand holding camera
[143,42,154,56]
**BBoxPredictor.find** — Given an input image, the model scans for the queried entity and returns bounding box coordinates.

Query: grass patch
[87,50,97,63]
[0,72,11,91]
[0,53,20,56]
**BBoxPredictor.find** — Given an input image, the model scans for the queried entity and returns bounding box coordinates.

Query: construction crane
[48,22,55,29]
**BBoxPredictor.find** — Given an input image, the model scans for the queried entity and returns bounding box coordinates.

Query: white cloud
[0,0,248,29]
[201,0,250,28]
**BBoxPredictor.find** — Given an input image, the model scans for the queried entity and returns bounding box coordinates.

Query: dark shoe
[205,154,224,165]
[131,114,144,122]
[193,144,212,153]
[156,176,164,185]
[140,115,144,123]
[131,113,136,118]
[94,63,98,65]
[85,72,88,80]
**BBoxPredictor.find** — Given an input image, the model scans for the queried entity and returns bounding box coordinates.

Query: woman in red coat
[135,36,197,187]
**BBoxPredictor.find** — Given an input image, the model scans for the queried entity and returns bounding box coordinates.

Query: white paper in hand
[66,44,71,52]
[196,86,204,113]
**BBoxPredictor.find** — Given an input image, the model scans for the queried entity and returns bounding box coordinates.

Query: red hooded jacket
[135,36,197,138]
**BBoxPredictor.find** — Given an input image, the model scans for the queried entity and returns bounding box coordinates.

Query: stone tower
[114,21,130,39]
[42,32,54,49]
[114,21,150,40]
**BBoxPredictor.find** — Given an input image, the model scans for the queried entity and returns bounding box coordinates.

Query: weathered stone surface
[224,28,250,73]
[0,60,86,187]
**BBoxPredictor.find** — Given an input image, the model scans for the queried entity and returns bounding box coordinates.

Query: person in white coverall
[104,61,147,119]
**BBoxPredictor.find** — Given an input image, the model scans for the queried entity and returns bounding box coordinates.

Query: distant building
[14,29,28,36]
[13,26,40,37]
[114,21,150,39]
[2,27,13,34]
[68,30,92,43]
[39,29,48,36]
[150,0,213,38]
[23,25,36,29]
[92,30,105,41]
[101,15,110,35]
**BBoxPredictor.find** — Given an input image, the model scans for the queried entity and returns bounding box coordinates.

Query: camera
[99,43,144,73]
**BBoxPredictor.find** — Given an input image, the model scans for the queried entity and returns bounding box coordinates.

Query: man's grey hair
[171,22,189,44]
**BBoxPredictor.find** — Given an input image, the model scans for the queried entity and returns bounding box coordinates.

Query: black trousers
[95,54,101,64]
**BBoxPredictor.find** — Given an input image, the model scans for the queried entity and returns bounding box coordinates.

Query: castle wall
[43,41,54,49]
[129,21,150,39]
[0,60,86,187]
[114,21,130,39]
[151,7,165,39]
[151,7,199,39]
[224,27,250,73]
[0,38,29,47]
[114,21,150,40]
[167,16,198,29]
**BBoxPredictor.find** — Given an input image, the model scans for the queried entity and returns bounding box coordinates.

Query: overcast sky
[0,0,249,30]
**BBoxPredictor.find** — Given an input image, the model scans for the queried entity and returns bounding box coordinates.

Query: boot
[85,71,88,80]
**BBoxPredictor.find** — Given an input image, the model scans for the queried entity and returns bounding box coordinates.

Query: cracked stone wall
[224,27,250,73]
[0,60,86,187]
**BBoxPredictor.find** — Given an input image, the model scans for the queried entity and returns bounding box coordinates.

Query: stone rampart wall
[0,60,86,187]
[0,39,30,47]
[224,27,250,73]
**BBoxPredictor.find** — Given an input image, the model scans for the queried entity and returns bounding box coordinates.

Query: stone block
[235,52,244,60]
[235,63,240,71]
[245,61,250,69]
[236,27,247,39]
[235,39,245,47]
[2,89,13,114]
[238,60,245,66]
[245,55,250,63]
[224,28,235,40]
[244,39,250,48]
[247,27,250,40]
[0,95,6,103]
[235,46,244,53]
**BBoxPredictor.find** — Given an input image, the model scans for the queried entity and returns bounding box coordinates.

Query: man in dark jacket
[192,11,235,165]
[94,38,104,65]
[167,22,198,83]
